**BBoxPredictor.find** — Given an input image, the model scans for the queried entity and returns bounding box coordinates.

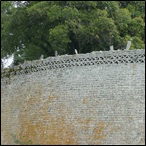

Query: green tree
[1,1,145,65]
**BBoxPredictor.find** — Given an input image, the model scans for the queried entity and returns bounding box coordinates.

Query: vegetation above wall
[1,1,145,65]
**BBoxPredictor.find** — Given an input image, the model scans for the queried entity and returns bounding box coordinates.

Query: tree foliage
[1,1,145,65]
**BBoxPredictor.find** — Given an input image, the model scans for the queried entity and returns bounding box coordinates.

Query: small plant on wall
[11,134,40,145]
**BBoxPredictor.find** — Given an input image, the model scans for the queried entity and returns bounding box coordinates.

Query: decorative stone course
[1,49,145,80]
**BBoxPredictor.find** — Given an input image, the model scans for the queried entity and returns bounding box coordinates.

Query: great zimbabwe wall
[1,49,145,145]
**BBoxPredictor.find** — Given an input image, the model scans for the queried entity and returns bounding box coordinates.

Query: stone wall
[1,49,145,145]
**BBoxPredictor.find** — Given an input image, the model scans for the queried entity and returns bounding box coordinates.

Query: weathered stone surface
[1,49,145,145]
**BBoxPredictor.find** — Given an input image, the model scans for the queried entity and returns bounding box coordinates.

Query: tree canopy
[1,1,145,65]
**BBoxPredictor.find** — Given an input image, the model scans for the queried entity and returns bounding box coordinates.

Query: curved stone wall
[1,49,145,145]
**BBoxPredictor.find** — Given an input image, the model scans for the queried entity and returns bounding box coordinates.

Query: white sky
[2,54,14,68]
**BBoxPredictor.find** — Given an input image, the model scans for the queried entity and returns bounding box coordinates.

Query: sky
[2,55,14,68]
